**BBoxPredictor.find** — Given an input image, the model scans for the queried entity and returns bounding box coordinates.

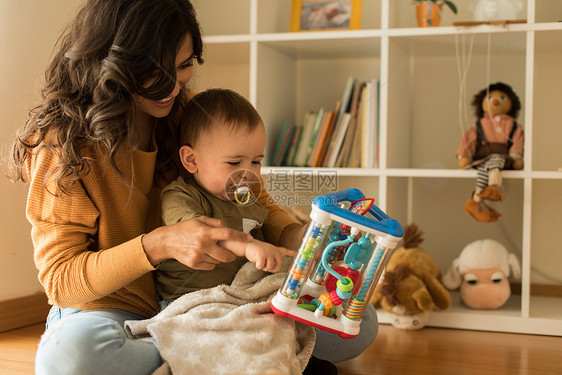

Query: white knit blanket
[125,262,315,375]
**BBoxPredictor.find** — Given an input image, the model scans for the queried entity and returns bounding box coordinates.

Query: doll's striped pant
[476,154,506,190]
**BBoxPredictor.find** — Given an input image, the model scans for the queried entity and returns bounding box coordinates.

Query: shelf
[203,23,562,45]
[377,292,562,336]
[259,36,381,60]
[262,167,378,177]
[263,167,562,179]
[530,295,562,321]
[390,31,526,57]
[196,0,562,337]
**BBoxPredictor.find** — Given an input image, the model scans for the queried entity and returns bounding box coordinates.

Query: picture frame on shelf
[290,0,362,32]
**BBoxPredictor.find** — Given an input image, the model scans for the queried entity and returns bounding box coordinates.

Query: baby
[156,88,296,303]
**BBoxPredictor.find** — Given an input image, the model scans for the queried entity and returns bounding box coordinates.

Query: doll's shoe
[463,197,501,223]
[479,185,505,202]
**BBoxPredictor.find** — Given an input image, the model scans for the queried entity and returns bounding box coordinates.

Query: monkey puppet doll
[456,82,524,223]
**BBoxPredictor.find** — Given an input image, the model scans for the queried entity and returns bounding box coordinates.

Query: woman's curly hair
[8,0,203,192]
[472,82,521,119]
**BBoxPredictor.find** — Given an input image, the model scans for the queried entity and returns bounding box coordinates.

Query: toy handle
[313,188,366,207]
[313,189,403,239]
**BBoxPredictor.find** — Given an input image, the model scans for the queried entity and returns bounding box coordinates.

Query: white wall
[0,0,81,301]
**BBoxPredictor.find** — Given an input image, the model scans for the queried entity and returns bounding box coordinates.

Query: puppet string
[455,32,476,150]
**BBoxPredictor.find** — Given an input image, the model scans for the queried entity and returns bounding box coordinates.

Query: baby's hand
[245,240,297,273]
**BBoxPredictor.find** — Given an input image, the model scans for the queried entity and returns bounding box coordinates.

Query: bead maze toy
[271,189,404,338]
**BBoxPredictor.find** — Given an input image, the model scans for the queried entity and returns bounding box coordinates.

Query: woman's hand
[142,216,251,270]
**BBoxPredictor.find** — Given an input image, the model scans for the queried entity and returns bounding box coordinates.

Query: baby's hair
[179,89,263,147]
[472,82,521,119]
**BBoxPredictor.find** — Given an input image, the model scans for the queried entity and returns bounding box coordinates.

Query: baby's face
[192,122,266,201]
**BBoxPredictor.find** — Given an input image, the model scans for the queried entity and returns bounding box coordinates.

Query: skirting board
[0,293,50,333]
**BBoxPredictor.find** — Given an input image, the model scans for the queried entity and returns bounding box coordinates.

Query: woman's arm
[142,216,246,270]
[26,150,155,308]
[27,149,247,308]
[149,178,251,270]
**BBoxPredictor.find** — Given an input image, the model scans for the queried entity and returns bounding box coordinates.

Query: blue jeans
[35,307,162,375]
[35,304,377,374]
[313,303,378,362]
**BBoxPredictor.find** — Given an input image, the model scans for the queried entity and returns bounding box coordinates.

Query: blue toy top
[312,189,404,239]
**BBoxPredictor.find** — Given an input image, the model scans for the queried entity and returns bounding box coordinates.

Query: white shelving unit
[191,0,562,336]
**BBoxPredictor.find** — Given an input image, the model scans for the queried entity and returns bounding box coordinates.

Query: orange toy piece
[318,293,334,316]
[292,268,306,280]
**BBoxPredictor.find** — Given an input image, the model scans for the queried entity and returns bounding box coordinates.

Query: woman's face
[134,35,195,119]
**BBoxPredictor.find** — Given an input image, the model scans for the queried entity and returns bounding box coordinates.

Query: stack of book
[270,77,380,168]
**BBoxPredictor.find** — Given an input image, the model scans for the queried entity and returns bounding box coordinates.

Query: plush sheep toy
[442,239,521,309]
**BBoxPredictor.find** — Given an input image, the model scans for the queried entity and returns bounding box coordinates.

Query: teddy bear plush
[456,82,524,223]
[372,224,451,330]
[442,239,521,309]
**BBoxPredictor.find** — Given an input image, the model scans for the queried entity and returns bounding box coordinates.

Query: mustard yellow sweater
[26,142,297,318]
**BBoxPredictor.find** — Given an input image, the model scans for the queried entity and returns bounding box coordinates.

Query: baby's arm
[219,237,296,272]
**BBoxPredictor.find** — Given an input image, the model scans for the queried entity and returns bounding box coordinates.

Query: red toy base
[271,302,358,339]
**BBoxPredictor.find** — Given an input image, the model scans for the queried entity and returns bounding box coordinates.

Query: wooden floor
[1,323,561,374]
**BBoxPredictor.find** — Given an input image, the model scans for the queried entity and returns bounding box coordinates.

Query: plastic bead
[301,247,314,259]
[311,226,320,237]
[336,288,352,301]
[292,268,306,280]
[336,277,354,292]
[287,278,299,291]
[318,293,334,311]
[329,289,343,306]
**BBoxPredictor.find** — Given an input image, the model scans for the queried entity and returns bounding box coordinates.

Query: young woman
[8,1,377,373]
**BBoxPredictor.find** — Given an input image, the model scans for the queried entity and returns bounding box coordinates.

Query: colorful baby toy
[271,189,403,338]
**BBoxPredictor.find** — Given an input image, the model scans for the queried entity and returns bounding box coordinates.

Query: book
[373,79,381,168]
[373,78,380,168]
[360,78,380,168]
[334,76,357,131]
[322,77,357,167]
[360,81,372,168]
[302,108,325,167]
[311,108,337,167]
[271,122,289,166]
[283,125,302,166]
[335,81,364,167]
[272,123,295,166]
[347,85,366,168]
[293,111,317,167]
[326,113,352,168]
[305,110,328,167]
